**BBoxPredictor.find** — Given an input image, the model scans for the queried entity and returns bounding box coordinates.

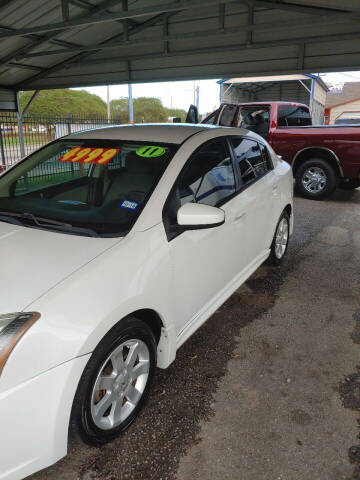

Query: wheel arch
[291,147,343,178]
[127,308,163,344]
[92,308,175,370]
[284,203,292,216]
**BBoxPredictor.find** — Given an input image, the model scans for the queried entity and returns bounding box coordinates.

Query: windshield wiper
[0,211,99,237]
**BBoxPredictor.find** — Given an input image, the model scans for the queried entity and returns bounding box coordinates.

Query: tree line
[19,89,187,122]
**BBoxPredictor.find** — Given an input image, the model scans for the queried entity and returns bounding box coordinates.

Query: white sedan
[0,124,293,479]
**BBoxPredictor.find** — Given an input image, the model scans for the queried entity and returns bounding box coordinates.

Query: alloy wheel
[275,217,289,259]
[302,166,326,194]
[90,339,150,430]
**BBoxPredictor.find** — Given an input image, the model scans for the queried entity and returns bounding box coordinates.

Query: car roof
[66,123,219,144]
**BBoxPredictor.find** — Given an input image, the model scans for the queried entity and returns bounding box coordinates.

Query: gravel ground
[30,188,360,480]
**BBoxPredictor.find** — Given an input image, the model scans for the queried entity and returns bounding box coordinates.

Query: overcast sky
[79,71,360,115]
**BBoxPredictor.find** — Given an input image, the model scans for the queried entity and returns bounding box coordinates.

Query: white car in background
[0,124,293,479]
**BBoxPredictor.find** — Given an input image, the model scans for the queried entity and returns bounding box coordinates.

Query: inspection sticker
[136,145,166,158]
[120,200,139,210]
[57,147,119,165]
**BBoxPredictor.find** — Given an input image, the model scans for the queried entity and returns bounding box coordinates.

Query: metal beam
[0,0,123,68]
[50,29,360,71]
[21,15,360,60]
[247,0,348,16]
[219,4,225,30]
[0,0,242,38]
[61,0,70,21]
[7,62,45,71]
[246,3,253,44]
[21,90,39,117]
[0,0,14,13]
[297,42,305,70]
[17,11,180,87]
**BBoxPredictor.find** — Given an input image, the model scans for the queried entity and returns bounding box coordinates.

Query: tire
[267,211,290,266]
[71,317,157,446]
[339,179,360,190]
[295,158,337,200]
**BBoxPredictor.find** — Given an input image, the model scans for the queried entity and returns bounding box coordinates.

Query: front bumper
[0,354,90,480]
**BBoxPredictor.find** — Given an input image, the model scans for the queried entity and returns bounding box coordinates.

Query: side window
[219,105,237,127]
[202,110,218,125]
[237,107,270,139]
[230,138,271,187]
[178,140,236,207]
[278,105,311,126]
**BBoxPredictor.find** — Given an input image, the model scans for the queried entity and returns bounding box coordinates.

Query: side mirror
[177,202,225,229]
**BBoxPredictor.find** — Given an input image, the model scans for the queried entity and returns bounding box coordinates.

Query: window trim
[218,104,238,127]
[227,135,274,195]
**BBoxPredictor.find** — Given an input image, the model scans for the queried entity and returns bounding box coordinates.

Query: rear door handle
[233,212,246,224]
[272,185,279,195]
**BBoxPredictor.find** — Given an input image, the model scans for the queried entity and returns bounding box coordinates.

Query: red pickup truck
[200,102,360,199]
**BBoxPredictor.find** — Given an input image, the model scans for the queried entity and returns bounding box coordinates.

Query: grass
[2,132,51,147]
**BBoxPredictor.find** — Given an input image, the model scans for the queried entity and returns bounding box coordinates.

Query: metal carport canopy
[0,0,360,92]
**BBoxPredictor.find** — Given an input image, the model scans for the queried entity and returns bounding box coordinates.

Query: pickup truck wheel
[71,317,156,446]
[339,179,360,190]
[295,159,337,200]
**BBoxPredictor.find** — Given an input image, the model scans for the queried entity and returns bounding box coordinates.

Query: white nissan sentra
[0,124,293,479]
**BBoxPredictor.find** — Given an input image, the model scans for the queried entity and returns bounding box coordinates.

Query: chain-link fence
[0,113,120,171]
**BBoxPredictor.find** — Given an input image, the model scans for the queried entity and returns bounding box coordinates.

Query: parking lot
[28,187,360,480]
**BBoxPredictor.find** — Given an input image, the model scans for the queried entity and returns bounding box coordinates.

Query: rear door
[228,136,278,261]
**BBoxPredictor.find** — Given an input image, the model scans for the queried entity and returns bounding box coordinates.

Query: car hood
[0,221,121,312]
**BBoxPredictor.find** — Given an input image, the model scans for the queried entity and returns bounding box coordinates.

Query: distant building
[324,82,360,124]
[219,74,328,125]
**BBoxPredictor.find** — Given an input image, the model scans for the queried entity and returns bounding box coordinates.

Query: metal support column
[0,125,6,170]
[16,92,25,158]
[128,83,134,124]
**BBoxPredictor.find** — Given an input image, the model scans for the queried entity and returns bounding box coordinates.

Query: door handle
[272,185,279,195]
[233,212,246,223]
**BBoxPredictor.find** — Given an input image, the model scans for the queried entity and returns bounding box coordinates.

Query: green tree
[164,107,187,122]
[19,89,107,117]
[110,96,187,123]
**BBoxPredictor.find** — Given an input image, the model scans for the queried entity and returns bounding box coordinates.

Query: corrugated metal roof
[0,1,359,92]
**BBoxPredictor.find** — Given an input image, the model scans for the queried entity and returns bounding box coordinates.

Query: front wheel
[71,317,156,446]
[295,158,337,200]
[267,211,290,266]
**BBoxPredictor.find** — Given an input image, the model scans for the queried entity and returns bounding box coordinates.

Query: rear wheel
[339,179,360,190]
[295,158,337,200]
[71,317,156,446]
[267,211,290,266]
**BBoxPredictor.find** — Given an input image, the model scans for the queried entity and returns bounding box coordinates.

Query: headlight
[0,312,40,374]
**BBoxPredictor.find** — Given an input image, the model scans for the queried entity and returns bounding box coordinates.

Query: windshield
[0,139,177,236]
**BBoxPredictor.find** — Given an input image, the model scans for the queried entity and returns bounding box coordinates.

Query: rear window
[278,105,311,127]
